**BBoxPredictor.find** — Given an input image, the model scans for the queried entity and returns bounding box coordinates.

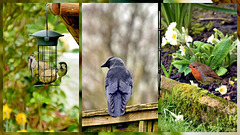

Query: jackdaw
[101,57,133,117]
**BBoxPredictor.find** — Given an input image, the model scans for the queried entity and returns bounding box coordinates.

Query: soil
[191,3,237,42]
[160,4,237,103]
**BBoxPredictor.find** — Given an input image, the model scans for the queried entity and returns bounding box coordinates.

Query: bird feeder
[29,4,63,86]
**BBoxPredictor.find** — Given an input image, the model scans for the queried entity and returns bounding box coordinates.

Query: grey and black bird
[101,57,133,117]
[28,54,37,81]
[58,62,67,82]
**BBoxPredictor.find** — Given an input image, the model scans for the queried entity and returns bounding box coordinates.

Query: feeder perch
[29,4,64,86]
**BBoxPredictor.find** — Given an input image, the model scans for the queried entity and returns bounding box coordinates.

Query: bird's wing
[32,59,37,69]
[199,66,222,80]
[118,70,132,113]
[105,77,118,117]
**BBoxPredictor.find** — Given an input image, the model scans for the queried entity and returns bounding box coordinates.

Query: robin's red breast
[189,62,222,85]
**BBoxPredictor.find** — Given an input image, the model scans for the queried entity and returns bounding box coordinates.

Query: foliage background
[3,3,79,132]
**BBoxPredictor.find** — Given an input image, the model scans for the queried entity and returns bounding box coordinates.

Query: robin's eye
[193,66,195,68]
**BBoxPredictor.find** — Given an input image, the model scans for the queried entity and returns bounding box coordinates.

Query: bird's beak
[101,64,106,67]
[101,62,108,68]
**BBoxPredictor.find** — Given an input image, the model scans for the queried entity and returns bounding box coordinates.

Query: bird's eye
[192,66,195,68]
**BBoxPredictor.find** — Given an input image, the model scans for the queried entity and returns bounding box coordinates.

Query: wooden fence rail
[82,103,158,132]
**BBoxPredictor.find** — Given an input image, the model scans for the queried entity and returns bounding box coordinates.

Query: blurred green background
[3,3,79,132]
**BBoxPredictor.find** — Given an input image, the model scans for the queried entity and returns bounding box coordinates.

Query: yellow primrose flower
[46,129,55,132]
[185,35,192,47]
[215,85,227,95]
[207,34,214,44]
[179,45,186,56]
[3,104,13,120]
[229,80,234,86]
[16,113,27,126]
[162,37,167,46]
[17,129,28,132]
[168,22,177,30]
[165,30,178,46]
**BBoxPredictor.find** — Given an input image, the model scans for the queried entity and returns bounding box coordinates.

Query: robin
[189,62,223,85]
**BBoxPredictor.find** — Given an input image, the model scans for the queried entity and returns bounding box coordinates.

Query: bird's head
[189,62,203,70]
[28,54,35,66]
[59,62,67,69]
[101,57,125,69]
[28,54,35,60]
[189,62,204,80]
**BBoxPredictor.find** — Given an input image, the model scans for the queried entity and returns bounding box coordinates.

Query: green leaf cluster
[161,3,193,32]
[172,35,236,76]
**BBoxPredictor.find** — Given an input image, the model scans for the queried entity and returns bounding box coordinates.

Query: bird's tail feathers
[31,69,33,79]
[108,91,126,117]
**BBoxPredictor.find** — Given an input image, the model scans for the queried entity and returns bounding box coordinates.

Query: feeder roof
[29,30,63,38]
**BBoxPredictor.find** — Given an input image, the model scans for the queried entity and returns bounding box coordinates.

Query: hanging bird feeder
[29,4,63,86]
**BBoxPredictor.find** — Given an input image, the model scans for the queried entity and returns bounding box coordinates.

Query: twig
[199,18,233,24]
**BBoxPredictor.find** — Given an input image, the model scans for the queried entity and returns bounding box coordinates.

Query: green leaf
[194,41,204,53]
[179,65,187,73]
[40,115,52,122]
[184,67,191,76]
[193,3,237,15]
[193,41,204,46]
[161,62,169,77]
[216,67,228,76]
[33,92,51,104]
[67,124,77,132]
[201,43,213,55]
[189,56,196,63]
[173,64,181,69]
[206,55,214,66]
[72,49,79,53]
[172,60,190,65]
[210,39,231,70]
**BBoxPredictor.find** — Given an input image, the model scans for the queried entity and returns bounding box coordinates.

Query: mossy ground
[159,83,237,132]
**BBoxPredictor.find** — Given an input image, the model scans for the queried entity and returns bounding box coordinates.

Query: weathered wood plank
[60,3,79,16]
[83,125,112,132]
[112,122,139,132]
[139,121,147,132]
[48,3,79,44]
[83,109,157,127]
[49,3,79,16]
[147,121,153,132]
[83,103,158,117]
[59,15,79,44]
[153,120,158,132]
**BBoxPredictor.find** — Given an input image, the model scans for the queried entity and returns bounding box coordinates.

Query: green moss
[161,83,237,132]
[206,22,213,31]
[191,22,213,36]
